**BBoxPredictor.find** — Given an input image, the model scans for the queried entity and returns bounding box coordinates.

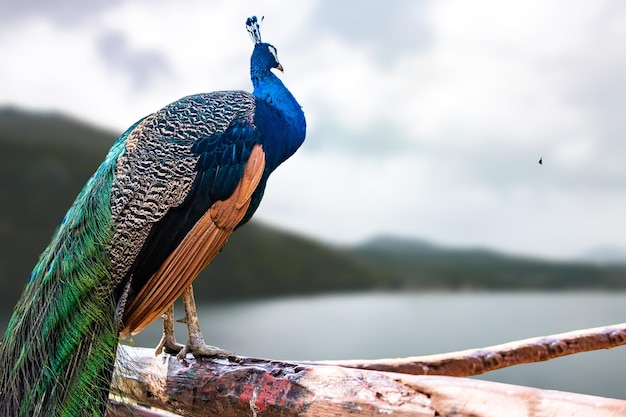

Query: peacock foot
[175,284,234,360]
[155,333,184,355]
[155,305,184,356]
[176,338,232,360]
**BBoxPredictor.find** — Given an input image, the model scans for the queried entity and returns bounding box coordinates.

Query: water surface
[126,291,626,400]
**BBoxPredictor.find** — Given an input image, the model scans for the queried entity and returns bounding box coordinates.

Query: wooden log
[110,345,626,417]
[318,322,626,376]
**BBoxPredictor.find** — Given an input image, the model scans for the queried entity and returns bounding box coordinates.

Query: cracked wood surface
[109,345,626,417]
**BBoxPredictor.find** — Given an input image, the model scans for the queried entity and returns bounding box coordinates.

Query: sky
[1,0,626,260]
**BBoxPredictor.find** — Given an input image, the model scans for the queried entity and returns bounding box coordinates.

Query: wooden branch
[316,322,626,377]
[110,345,626,417]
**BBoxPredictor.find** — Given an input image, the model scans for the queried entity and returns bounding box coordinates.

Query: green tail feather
[0,137,127,416]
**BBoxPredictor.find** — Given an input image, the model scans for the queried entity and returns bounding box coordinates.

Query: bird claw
[176,342,232,360]
[155,332,232,359]
[155,334,184,356]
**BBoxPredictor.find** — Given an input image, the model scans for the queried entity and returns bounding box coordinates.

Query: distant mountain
[1,106,625,314]
[349,235,626,291]
[357,235,441,254]
[578,246,626,265]
[0,106,117,149]
[358,235,506,259]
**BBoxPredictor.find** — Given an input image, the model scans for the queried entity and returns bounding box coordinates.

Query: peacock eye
[267,46,278,62]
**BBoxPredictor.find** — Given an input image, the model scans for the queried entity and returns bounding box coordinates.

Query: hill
[578,246,626,265]
[349,236,626,290]
[1,106,625,313]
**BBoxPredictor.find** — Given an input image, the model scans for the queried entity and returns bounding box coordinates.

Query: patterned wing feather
[120,144,265,336]
[107,91,265,335]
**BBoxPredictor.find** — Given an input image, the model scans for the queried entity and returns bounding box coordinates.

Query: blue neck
[252,70,305,127]
[251,69,306,171]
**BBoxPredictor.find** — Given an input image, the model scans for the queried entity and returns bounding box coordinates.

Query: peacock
[0,16,305,416]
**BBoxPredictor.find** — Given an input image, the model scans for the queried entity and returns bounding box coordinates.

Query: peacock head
[246,16,284,73]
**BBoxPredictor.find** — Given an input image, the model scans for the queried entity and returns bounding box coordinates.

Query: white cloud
[1,0,626,259]
[255,150,436,245]
[0,0,317,129]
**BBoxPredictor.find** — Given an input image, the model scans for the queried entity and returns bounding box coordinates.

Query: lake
[2,291,626,400]
[124,291,626,400]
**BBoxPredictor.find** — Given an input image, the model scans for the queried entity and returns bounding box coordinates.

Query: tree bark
[316,322,626,376]
[109,345,626,417]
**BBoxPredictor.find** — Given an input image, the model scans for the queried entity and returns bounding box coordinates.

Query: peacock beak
[275,63,284,72]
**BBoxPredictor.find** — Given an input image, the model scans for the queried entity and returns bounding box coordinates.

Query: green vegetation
[350,236,626,290]
[1,106,625,315]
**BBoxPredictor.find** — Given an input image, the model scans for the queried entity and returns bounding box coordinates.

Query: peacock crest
[246,15,263,44]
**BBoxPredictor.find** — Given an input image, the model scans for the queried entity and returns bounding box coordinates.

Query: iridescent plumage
[0,16,305,416]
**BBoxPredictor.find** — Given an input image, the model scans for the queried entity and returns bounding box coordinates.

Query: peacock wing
[106,91,265,337]
[119,144,265,336]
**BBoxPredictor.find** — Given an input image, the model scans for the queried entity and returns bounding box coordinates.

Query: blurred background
[2,0,626,400]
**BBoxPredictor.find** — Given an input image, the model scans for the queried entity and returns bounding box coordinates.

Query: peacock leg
[155,305,184,355]
[176,284,232,360]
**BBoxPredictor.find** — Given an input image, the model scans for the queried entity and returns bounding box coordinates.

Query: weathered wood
[318,322,626,376]
[107,400,173,417]
[111,345,626,417]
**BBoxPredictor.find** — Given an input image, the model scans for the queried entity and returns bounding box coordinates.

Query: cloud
[0,0,122,26]
[1,0,626,259]
[97,31,172,91]
[308,120,418,154]
[309,0,434,63]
